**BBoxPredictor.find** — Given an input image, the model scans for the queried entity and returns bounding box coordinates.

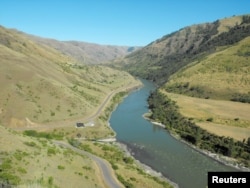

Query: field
[165,91,250,141]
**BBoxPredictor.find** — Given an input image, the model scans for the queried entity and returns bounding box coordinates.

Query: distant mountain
[0,25,139,127]
[113,15,250,85]
[19,31,141,64]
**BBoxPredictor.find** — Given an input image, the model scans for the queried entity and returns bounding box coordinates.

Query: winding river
[109,79,237,188]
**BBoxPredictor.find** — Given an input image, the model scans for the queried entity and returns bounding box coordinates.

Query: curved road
[54,141,123,188]
[13,83,141,187]
[16,83,141,131]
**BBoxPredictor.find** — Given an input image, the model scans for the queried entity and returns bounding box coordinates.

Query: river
[109,79,237,188]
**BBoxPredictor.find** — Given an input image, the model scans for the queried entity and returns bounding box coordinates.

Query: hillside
[0,125,107,187]
[21,32,140,64]
[113,15,250,85]
[165,36,250,102]
[0,25,140,128]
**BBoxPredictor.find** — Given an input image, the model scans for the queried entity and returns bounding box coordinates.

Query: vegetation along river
[109,79,237,188]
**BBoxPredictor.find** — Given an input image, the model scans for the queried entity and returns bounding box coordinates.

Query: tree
[247,137,250,147]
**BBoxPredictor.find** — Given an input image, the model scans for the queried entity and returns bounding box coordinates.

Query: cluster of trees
[147,90,250,167]
[164,82,211,99]
[231,93,250,103]
[23,130,64,140]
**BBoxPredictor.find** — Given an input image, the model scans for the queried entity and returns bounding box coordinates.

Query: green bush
[57,165,65,170]
[117,174,134,188]
[47,148,56,156]
[206,117,213,122]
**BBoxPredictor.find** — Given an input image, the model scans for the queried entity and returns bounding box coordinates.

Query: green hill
[165,36,250,102]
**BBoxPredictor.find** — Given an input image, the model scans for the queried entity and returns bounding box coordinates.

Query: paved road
[15,83,141,131]
[53,141,123,188]
[13,83,141,187]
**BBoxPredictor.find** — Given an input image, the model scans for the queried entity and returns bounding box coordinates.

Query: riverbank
[144,115,250,172]
[114,141,179,188]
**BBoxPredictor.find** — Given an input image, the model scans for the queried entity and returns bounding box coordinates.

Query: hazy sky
[1,0,250,46]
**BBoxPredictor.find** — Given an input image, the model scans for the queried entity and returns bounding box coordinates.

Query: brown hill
[0,25,139,128]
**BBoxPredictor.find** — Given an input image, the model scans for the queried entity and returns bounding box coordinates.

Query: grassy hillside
[113,15,250,85]
[0,25,140,128]
[165,36,250,101]
[0,125,173,188]
[0,125,106,187]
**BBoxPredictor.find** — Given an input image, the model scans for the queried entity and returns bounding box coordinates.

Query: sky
[1,0,250,46]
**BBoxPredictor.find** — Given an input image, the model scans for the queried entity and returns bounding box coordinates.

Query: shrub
[206,117,213,122]
[47,148,56,156]
[48,176,53,186]
[110,162,119,170]
[57,165,65,170]
[24,141,37,147]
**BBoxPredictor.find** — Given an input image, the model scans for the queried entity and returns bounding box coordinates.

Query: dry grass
[0,26,140,128]
[217,16,243,33]
[197,122,250,141]
[165,91,250,141]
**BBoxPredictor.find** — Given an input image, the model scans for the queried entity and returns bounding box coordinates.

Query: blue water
[109,79,237,188]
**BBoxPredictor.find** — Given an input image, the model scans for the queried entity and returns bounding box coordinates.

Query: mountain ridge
[13,29,141,64]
